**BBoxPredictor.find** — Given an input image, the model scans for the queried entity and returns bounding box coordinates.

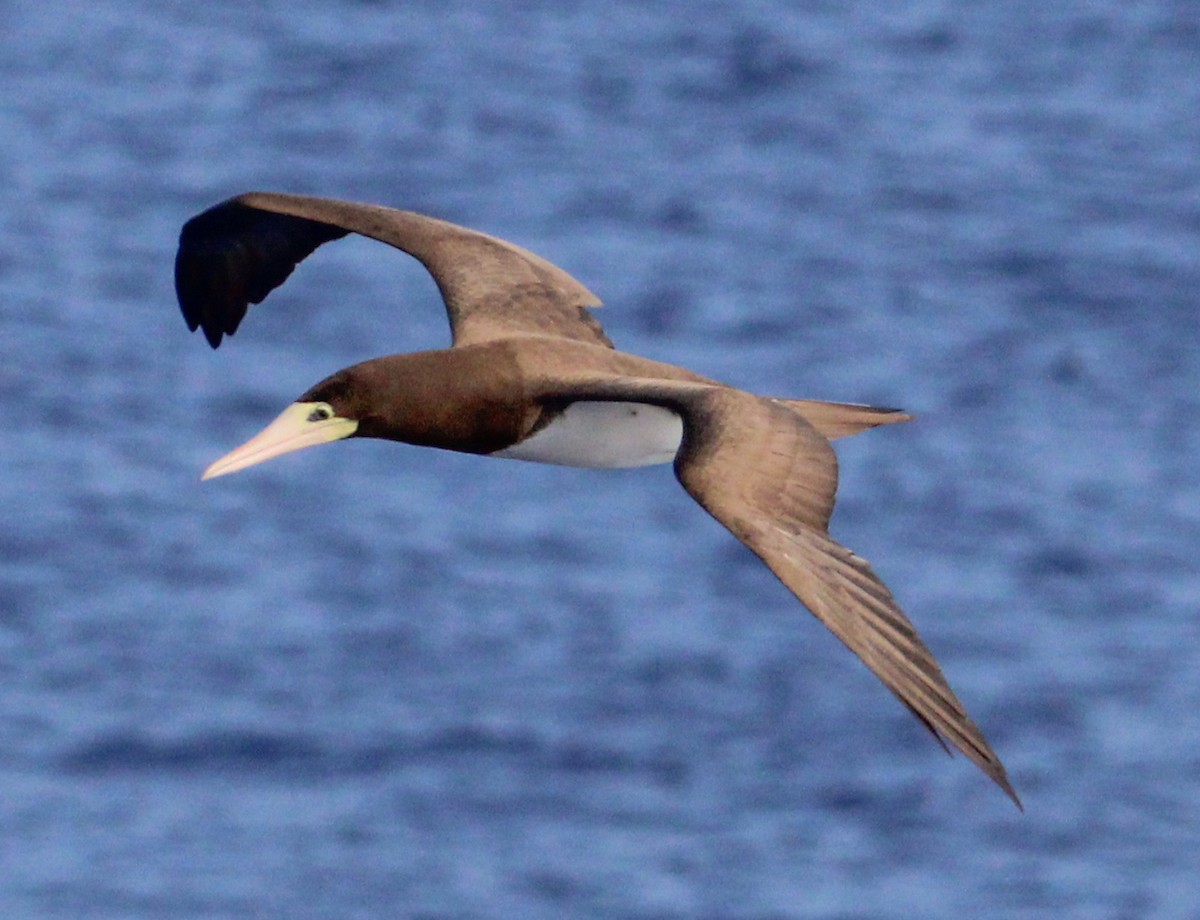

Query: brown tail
[771,398,913,441]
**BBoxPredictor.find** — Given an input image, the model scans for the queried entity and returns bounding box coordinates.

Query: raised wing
[175,192,612,349]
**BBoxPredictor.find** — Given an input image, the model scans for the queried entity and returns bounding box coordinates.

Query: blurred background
[3,1,1199,917]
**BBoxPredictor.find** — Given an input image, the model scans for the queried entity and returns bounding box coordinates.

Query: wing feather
[175,192,611,349]
[175,203,346,347]
[526,372,1019,806]
[671,389,1021,807]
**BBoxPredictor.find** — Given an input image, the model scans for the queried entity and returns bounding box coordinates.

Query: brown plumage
[176,192,1020,808]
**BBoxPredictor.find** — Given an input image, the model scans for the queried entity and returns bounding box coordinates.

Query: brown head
[199,347,532,480]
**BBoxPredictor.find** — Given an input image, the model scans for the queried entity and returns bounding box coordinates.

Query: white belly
[493,401,683,468]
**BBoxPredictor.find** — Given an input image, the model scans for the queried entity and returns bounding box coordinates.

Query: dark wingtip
[899,696,1021,809]
[990,766,1024,812]
[174,194,346,350]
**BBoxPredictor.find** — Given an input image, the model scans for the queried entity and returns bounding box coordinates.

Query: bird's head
[200,370,362,481]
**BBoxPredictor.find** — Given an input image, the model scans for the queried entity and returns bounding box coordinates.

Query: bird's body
[176,192,1020,807]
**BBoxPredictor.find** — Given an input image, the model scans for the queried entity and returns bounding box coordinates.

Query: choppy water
[3,1,1200,917]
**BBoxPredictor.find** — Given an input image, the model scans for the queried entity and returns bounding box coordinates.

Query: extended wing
[175,192,611,349]
[676,387,1020,806]
[532,374,1019,806]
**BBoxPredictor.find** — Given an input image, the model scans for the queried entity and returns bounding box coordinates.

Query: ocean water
[3,1,1199,917]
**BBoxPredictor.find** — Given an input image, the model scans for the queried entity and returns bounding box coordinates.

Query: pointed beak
[202,402,358,480]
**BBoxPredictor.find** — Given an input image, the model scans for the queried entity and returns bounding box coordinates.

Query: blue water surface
[3,1,1199,917]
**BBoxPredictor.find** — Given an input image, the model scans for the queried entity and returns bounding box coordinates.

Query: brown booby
[175,192,1020,808]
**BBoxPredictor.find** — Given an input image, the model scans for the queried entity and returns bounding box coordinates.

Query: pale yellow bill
[202,402,358,480]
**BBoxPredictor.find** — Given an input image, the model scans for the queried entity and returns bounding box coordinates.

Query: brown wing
[528,372,1019,806]
[175,192,611,349]
[674,388,1020,807]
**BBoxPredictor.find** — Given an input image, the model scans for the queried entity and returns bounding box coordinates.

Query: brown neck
[341,343,538,455]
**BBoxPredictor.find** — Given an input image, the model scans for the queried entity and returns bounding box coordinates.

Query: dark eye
[307,405,334,422]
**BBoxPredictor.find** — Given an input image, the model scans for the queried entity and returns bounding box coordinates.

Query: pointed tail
[772,398,913,441]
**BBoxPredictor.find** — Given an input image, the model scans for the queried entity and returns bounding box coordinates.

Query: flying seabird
[175,192,1020,808]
